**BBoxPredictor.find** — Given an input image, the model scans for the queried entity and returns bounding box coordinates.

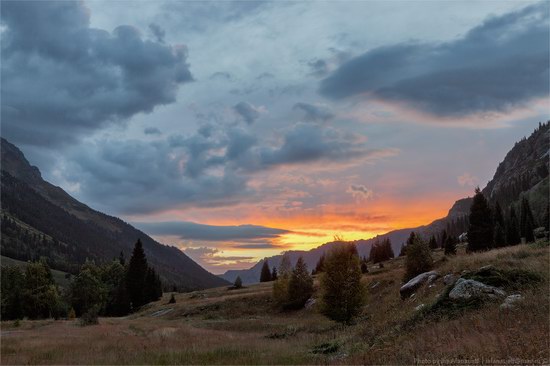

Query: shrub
[168,294,176,304]
[234,276,243,289]
[68,307,76,319]
[79,305,99,326]
[320,243,365,323]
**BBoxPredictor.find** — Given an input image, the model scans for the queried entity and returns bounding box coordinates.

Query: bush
[79,305,99,326]
[68,307,76,319]
[234,276,243,289]
[168,294,176,304]
[320,243,365,323]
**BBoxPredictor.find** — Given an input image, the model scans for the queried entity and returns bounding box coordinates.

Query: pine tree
[320,243,365,323]
[493,202,506,247]
[314,253,325,274]
[506,206,521,245]
[520,197,536,242]
[467,188,494,251]
[234,276,243,289]
[404,233,433,282]
[260,260,272,282]
[126,239,148,309]
[285,257,313,309]
[118,251,125,266]
[360,256,369,274]
[444,235,456,255]
[428,235,437,250]
[398,243,407,257]
[278,254,292,277]
[439,230,448,249]
[271,267,278,281]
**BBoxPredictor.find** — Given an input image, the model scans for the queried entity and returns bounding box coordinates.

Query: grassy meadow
[2,243,548,365]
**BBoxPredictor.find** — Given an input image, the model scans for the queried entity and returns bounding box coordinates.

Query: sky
[1,0,548,274]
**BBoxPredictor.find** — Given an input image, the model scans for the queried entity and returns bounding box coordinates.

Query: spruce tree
[520,197,536,242]
[404,234,433,281]
[260,260,272,282]
[360,256,369,274]
[467,188,494,251]
[286,256,313,309]
[126,239,148,309]
[439,230,448,249]
[314,253,325,274]
[271,267,278,281]
[398,243,407,257]
[493,202,506,247]
[320,243,365,323]
[506,206,521,245]
[234,276,243,289]
[428,235,437,250]
[444,235,456,255]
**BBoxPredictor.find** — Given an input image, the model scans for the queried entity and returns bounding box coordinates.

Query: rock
[448,278,506,301]
[478,265,494,272]
[500,294,523,310]
[414,304,425,311]
[443,274,456,285]
[400,271,439,299]
[427,274,439,285]
[304,298,316,309]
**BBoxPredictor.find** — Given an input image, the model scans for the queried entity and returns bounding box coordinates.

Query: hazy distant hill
[222,122,549,284]
[0,138,229,290]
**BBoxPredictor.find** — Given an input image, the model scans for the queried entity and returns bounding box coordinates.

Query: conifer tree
[506,206,521,245]
[398,243,407,257]
[286,256,313,309]
[234,276,243,289]
[404,233,433,281]
[260,260,272,282]
[444,235,456,255]
[126,239,148,309]
[118,251,125,266]
[467,188,494,251]
[520,197,536,242]
[493,202,506,247]
[314,253,326,274]
[320,243,365,323]
[271,267,278,281]
[439,230,448,249]
[360,256,369,274]
[428,235,438,250]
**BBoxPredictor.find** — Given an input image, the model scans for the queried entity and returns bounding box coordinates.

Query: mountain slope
[0,138,229,290]
[222,121,549,284]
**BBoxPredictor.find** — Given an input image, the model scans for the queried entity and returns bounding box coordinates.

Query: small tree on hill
[506,206,521,245]
[467,188,494,252]
[320,243,365,323]
[444,235,457,255]
[234,276,243,289]
[285,257,313,309]
[439,230,448,249]
[428,235,438,250]
[403,232,433,282]
[314,253,325,274]
[360,256,368,274]
[493,202,506,247]
[260,260,272,282]
[271,267,278,281]
[273,254,292,306]
[520,197,536,242]
[398,243,406,257]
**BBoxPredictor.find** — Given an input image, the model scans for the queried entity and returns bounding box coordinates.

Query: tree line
[1,239,162,321]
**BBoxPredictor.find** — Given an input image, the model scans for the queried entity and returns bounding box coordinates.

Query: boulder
[500,294,523,310]
[448,278,506,301]
[304,298,316,310]
[427,274,439,285]
[400,271,439,299]
[443,274,456,285]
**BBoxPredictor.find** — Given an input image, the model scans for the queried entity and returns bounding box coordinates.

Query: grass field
[2,243,548,365]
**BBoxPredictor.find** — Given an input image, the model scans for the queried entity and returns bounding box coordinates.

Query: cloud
[135,221,290,241]
[1,0,192,147]
[183,247,256,272]
[144,127,162,135]
[347,184,374,200]
[457,173,479,187]
[320,2,549,119]
[233,101,265,124]
[293,102,334,122]
[148,23,165,43]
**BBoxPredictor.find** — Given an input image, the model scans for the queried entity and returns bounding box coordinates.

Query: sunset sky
[2,1,548,273]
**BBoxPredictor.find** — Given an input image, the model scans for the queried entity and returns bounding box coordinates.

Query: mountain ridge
[0,138,230,290]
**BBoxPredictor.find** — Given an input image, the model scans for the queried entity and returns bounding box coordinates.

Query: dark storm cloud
[233,101,263,124]
[135,221,290,241]
[293,102,334,122]
[148,23,166,43]
[144,127,162,135]
[1,0,192,147]
[320,2,549,117]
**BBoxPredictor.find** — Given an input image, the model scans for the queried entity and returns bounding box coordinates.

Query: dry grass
[2,243,548,365]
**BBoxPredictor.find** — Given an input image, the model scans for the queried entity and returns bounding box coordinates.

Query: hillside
[0,138,229,290]
[3,242,548,364]
[222,122,549,284]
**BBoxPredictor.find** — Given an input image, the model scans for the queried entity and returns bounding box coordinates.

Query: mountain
[0,138,229,290]
[222,121,549,285]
